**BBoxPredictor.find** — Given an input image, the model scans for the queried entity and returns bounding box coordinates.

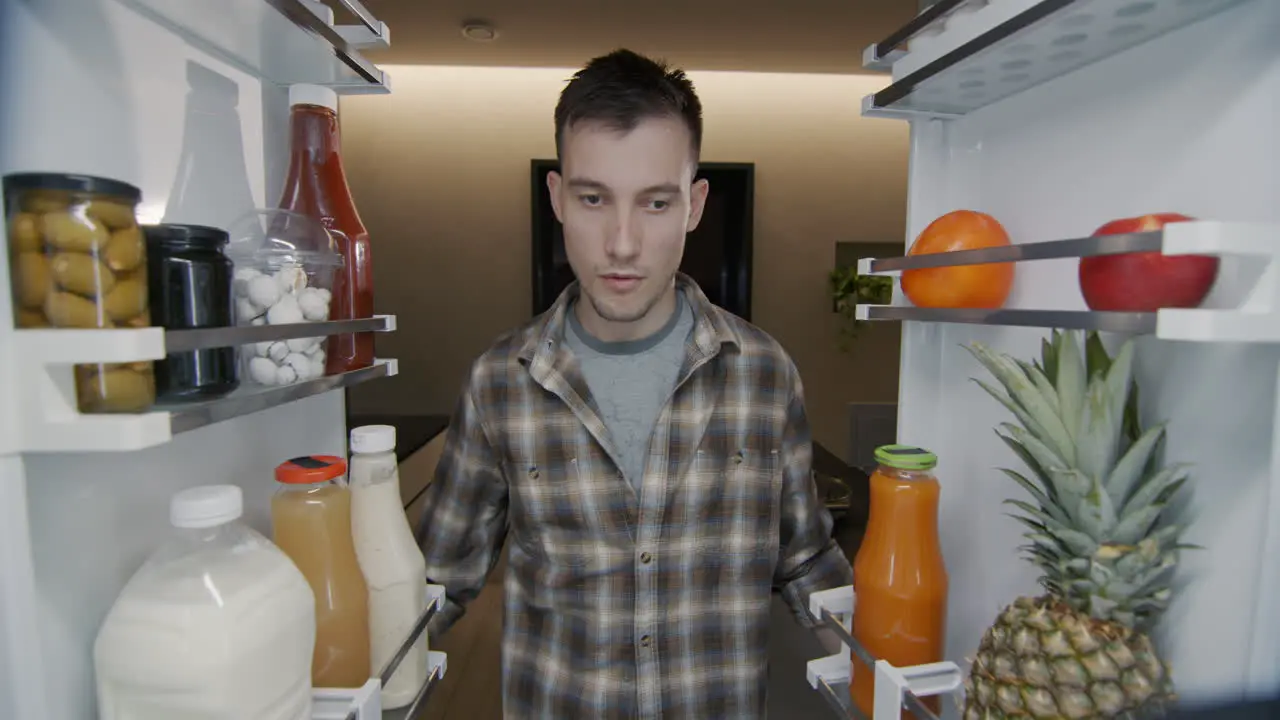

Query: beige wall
[340,65,908,459]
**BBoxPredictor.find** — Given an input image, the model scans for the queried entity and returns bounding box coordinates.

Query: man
[417,48,853,718]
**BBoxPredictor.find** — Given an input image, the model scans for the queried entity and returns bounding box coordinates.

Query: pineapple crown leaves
[963,330,1194,630]
[964,335,1169,534]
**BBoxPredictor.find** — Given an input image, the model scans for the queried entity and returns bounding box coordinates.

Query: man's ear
[685,177,710,233]
[547,171,565,223]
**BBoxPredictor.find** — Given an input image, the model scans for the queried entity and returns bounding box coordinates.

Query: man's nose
[605,208,640,262]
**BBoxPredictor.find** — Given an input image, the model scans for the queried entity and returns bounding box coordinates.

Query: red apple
[1078,212,1219,312]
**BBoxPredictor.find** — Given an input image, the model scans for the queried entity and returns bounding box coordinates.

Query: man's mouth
[600,274,642,292]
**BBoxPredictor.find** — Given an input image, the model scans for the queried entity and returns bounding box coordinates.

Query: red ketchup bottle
[277,84,374,374]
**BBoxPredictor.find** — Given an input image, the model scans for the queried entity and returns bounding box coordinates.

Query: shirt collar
[518,272,740,366]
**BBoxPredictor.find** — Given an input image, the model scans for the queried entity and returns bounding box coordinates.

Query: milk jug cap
[350,424,397,455]
[170,484,244,529]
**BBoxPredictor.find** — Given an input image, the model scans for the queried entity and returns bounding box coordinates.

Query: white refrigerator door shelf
[823,0,1280,714]
[0,0,399,716]
[862,0,1249,118]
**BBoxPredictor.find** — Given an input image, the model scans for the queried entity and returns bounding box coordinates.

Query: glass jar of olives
[4,172,155,413]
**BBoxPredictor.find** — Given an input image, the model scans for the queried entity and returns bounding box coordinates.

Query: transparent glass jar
[3,172,155,413]
[225,209,343,388]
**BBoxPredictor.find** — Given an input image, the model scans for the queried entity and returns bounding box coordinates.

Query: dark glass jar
[144,223,238,401]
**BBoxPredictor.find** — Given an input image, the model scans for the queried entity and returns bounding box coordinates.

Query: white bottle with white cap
[93,485,316,719]
[349,425,429,708]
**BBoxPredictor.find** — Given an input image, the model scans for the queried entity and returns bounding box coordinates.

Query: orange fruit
[900,210,1015,309]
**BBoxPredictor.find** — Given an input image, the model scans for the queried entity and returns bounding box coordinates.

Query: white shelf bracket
[426,583,445,612]
[862,43,905,73]
[857,257,896,278]
[809,585,854,618]
[1158,222,1280,342]
[12,329,171,453]
[311,589,449,719]
[380,357,400,377]
[860,93,962,122]
[875,660,964,719]
[312,679,381,720]
[810,586,852,672]
[806,585,964,719]
[335,21,390,51]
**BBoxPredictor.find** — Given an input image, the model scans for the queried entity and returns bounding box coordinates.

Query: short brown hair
[554,48,703,161]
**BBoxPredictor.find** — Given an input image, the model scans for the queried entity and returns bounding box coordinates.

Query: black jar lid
[143,223,230,250]
[3,172,142,202]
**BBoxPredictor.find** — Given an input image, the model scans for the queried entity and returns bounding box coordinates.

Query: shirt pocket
[687,446,782,564]
[504,456,596,569]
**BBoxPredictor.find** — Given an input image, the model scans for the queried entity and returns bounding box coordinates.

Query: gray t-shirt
[565,291,695,491]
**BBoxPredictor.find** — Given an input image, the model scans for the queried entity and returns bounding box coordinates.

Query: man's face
[548,115,708,327]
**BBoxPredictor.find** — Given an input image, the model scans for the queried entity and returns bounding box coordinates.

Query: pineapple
[960,330,1189,719]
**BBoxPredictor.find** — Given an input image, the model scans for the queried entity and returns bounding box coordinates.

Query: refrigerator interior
[5,0,1279,718]
[0,0,359,717]
[890,0,1279,708]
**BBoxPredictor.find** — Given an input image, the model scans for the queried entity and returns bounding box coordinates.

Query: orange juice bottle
[271,455,371,688]
[850,445,948,719]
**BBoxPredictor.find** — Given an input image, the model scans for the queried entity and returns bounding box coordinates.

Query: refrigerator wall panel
[0,457,44,720]
[0,1,347,716]
[897,0,1279,705]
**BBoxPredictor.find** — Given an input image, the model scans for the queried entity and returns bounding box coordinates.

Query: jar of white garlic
[224,209,343,387]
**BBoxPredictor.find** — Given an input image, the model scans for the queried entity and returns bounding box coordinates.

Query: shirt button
[640,552,652,564]
[640,635,652,648]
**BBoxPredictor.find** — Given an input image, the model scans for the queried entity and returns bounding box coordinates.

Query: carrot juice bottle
[850,444,948,719]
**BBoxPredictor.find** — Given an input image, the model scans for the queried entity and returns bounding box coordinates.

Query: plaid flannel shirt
[417,275,853,719]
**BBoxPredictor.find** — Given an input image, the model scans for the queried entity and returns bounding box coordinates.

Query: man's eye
[579,194,602,207]
[649,199,670,211]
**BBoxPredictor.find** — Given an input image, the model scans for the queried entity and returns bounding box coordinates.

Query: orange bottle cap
[275,455,347,484]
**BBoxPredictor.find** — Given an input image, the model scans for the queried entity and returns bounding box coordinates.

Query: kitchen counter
[813,442,869,552]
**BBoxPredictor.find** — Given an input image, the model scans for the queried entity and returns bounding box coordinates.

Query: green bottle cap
[873,444,937,471]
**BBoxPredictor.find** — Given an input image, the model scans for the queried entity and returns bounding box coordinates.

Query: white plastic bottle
[94,484,316,719]
[349,424,430,708]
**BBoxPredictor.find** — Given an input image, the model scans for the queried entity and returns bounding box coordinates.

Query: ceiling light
[461,21,498,42]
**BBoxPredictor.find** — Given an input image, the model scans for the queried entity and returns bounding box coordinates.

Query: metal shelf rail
[853,221,1280,343]
[806,586,963,720]
[311,585,448,720]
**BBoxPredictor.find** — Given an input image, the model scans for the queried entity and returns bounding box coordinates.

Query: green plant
[830,265,893,350]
